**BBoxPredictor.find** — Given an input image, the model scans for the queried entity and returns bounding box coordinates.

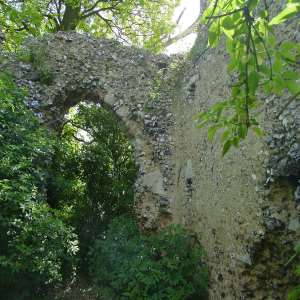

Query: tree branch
[163,15,200,47]
[72,134,93,144]
[81,2,120,19]
[82,0,104,15]
[205,7,243,19]
[44,13,60,31]
[276,91,300,118]
[251,24,273,80]
[176,7,186,25]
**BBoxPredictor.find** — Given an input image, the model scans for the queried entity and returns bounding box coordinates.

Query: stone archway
[3,20,300,298]
[6,31,175,229]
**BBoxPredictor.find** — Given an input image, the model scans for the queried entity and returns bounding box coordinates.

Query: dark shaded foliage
[0,73,78,299]
[89,216,208,300]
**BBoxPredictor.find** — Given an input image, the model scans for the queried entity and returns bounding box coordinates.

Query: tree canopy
[0,0,180,51]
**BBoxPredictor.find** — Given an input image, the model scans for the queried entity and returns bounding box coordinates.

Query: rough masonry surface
[1,8,300,297]
[2,31,176,230]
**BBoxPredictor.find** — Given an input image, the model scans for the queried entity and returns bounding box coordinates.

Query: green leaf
[286,80,300,94]
[248,0,259,10]
[231,136,240,147]
[238,124,248,139]
[273,55,282,73]
[207,126,219,141]
[269,3,300,26]
[208,22,220,48]
[221,130,230,142]
[259,10,268,19]
[222,16,235,30]
[272,76,286,95]
[280,41,297,61]
[223,28,235,39]
[201,5,215,22]
[295,265,300,277]
[252,126,263,136]
[288,286,300,300]
[282,70,300,80]
[226,38,234,55]
[222,139,232,156]
[280,41,297,52]
[267,34,276,48]
[248,71,260,95]
[294,243,300,253]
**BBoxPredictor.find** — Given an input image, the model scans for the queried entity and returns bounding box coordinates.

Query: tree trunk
[60,3,81,31]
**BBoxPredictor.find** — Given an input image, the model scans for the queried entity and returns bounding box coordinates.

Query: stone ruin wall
[170,3,300,299]
[2,32,176,230]
[1,4,299,297]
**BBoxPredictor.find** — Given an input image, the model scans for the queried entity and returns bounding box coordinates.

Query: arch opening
[46,100,138,265]
[40,84,172,231]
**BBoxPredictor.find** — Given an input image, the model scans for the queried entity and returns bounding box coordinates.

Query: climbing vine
[195,0,300,155]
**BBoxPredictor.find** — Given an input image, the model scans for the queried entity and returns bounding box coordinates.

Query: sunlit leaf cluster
[0,0,179,52]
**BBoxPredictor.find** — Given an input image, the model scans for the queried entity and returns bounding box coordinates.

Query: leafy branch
[195,0,300,155]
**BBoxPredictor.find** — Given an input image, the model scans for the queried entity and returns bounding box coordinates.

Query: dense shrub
[0,72,78,299]
[0,202,78,299]
[288,243,300,300]
[48,104,137,264]
[89,216,208,300]
[79,104,137,221]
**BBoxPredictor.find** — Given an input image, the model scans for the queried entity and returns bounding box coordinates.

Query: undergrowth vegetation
[90,217,208,300]
[0,72,78,299]
[0,72,208,299]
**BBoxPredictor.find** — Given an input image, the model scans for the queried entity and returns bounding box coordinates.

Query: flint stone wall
[170,4,300,299]
[2,31,176,230]
[2,11,300,297]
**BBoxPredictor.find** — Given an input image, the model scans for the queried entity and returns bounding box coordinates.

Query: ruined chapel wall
[1,8,299,297]
[1,32,175,229]
[168,3,300,299]
[170,42,265,300]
